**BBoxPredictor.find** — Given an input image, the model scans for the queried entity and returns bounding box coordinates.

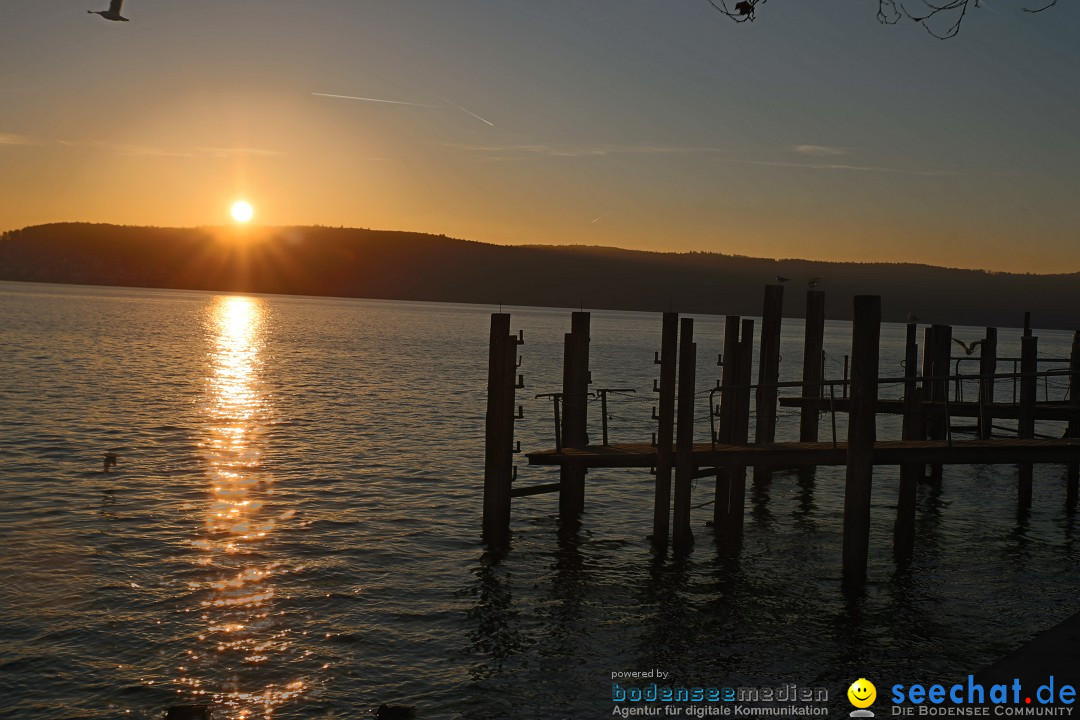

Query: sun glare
[230,201,254,224]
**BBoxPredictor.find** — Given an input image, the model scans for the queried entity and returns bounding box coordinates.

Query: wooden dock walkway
[528,438,1080,469]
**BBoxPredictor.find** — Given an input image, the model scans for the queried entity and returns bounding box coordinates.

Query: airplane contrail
[312,92,442,108]
[433,93,495,127]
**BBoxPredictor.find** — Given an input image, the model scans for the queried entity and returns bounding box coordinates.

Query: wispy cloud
[727,157,956,177]
[431,93,494,127]
[16,135,282,158]
[0,132,41,146]
[312,92,442,108]
[791,144,852,157]
[446,142,728,159]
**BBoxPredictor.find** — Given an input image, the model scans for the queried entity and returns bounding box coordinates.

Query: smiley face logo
[848,678,877,708]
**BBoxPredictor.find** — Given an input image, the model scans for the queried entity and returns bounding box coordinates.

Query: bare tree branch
[704,0,765,23]
[1022,0,1057,13]
[707,0,1056,39]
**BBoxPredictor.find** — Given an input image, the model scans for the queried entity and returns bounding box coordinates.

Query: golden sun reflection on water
[185,296,305,718]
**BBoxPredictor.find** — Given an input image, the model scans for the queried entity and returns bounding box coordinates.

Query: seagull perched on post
[807,277,822,289]
[907,313,920,324]
[89,0,129,21]
[953,338,984,356]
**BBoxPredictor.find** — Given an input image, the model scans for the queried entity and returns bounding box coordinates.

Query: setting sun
[230,201,254,224]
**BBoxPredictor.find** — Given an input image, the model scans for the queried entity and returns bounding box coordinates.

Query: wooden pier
[481,289,1080,585]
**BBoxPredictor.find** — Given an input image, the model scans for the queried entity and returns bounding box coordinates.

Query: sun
[230,200,255,223]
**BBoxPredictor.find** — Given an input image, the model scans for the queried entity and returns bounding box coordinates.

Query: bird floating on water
[953,338,984,356]
[89,0,129,21]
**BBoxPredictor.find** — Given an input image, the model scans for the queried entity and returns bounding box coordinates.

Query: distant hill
[1,223,1078,329]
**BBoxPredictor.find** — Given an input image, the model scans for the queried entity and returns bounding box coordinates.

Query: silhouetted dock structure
[482,288,1080,586]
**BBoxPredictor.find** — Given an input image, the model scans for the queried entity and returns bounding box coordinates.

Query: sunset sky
[1,1,1078,272]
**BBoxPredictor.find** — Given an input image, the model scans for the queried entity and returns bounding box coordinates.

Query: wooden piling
[754,285,784,486]
[725,318,756,546]
[714,315,741,544]
[843,355,849,399]
[673,318,697,554]
[1067,331,1080,510]
[928,324,952,485]
[559,312,591,522]
[483,314,516,547]
[894,322,920,563]
[921,326,936,401]
[842,296,881,587]
[717,315,742,446]
[799,290,826,480]
[653,312,679,547]
[1018,334,1037,510]
[978,328,998,440]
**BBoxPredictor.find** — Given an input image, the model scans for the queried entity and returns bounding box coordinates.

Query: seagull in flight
[953,338,985,356]
[775,275,790,283]
[89,0,129,21]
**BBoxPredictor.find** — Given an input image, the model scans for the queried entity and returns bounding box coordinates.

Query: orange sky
[1,2,1078,273]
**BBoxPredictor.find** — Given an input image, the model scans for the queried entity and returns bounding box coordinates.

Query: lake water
[1,281,1078,719]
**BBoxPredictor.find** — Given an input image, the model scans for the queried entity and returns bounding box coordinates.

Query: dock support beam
[1068,331,1080,511]
[673,318,697,554]
[799,290,826,480]
[1018,334,1038,511]
[652,312,679,548]
[559,312,591,523]
[728,319,755,541]
[978,328,998,440]
[842,296,881,587]
[753,285,784,487]
[714,315,744,548]
[928,324,952,486]
[894,322,920,563]
[483,313,519,547]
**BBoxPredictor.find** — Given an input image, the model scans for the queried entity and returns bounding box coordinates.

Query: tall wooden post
[714,316,740,527]
[483,313,518,547]
[978,328,998,440]
[1018,334,1038,511]
[894,323,920,563]
[921,326,936,401]
[799,290,826,480]
[714,315,742,546]
[726,318,756,546]
[559,312,591,522]
[673,318,697,554]
[917,325,936,482]
[754,285,784,486]
[928,324,952,486]
[653,312,679,548]
[842,296,880,587]
[1067,331,1080,511]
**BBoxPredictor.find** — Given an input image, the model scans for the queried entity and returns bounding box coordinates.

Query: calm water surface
[1,281,1078,719]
